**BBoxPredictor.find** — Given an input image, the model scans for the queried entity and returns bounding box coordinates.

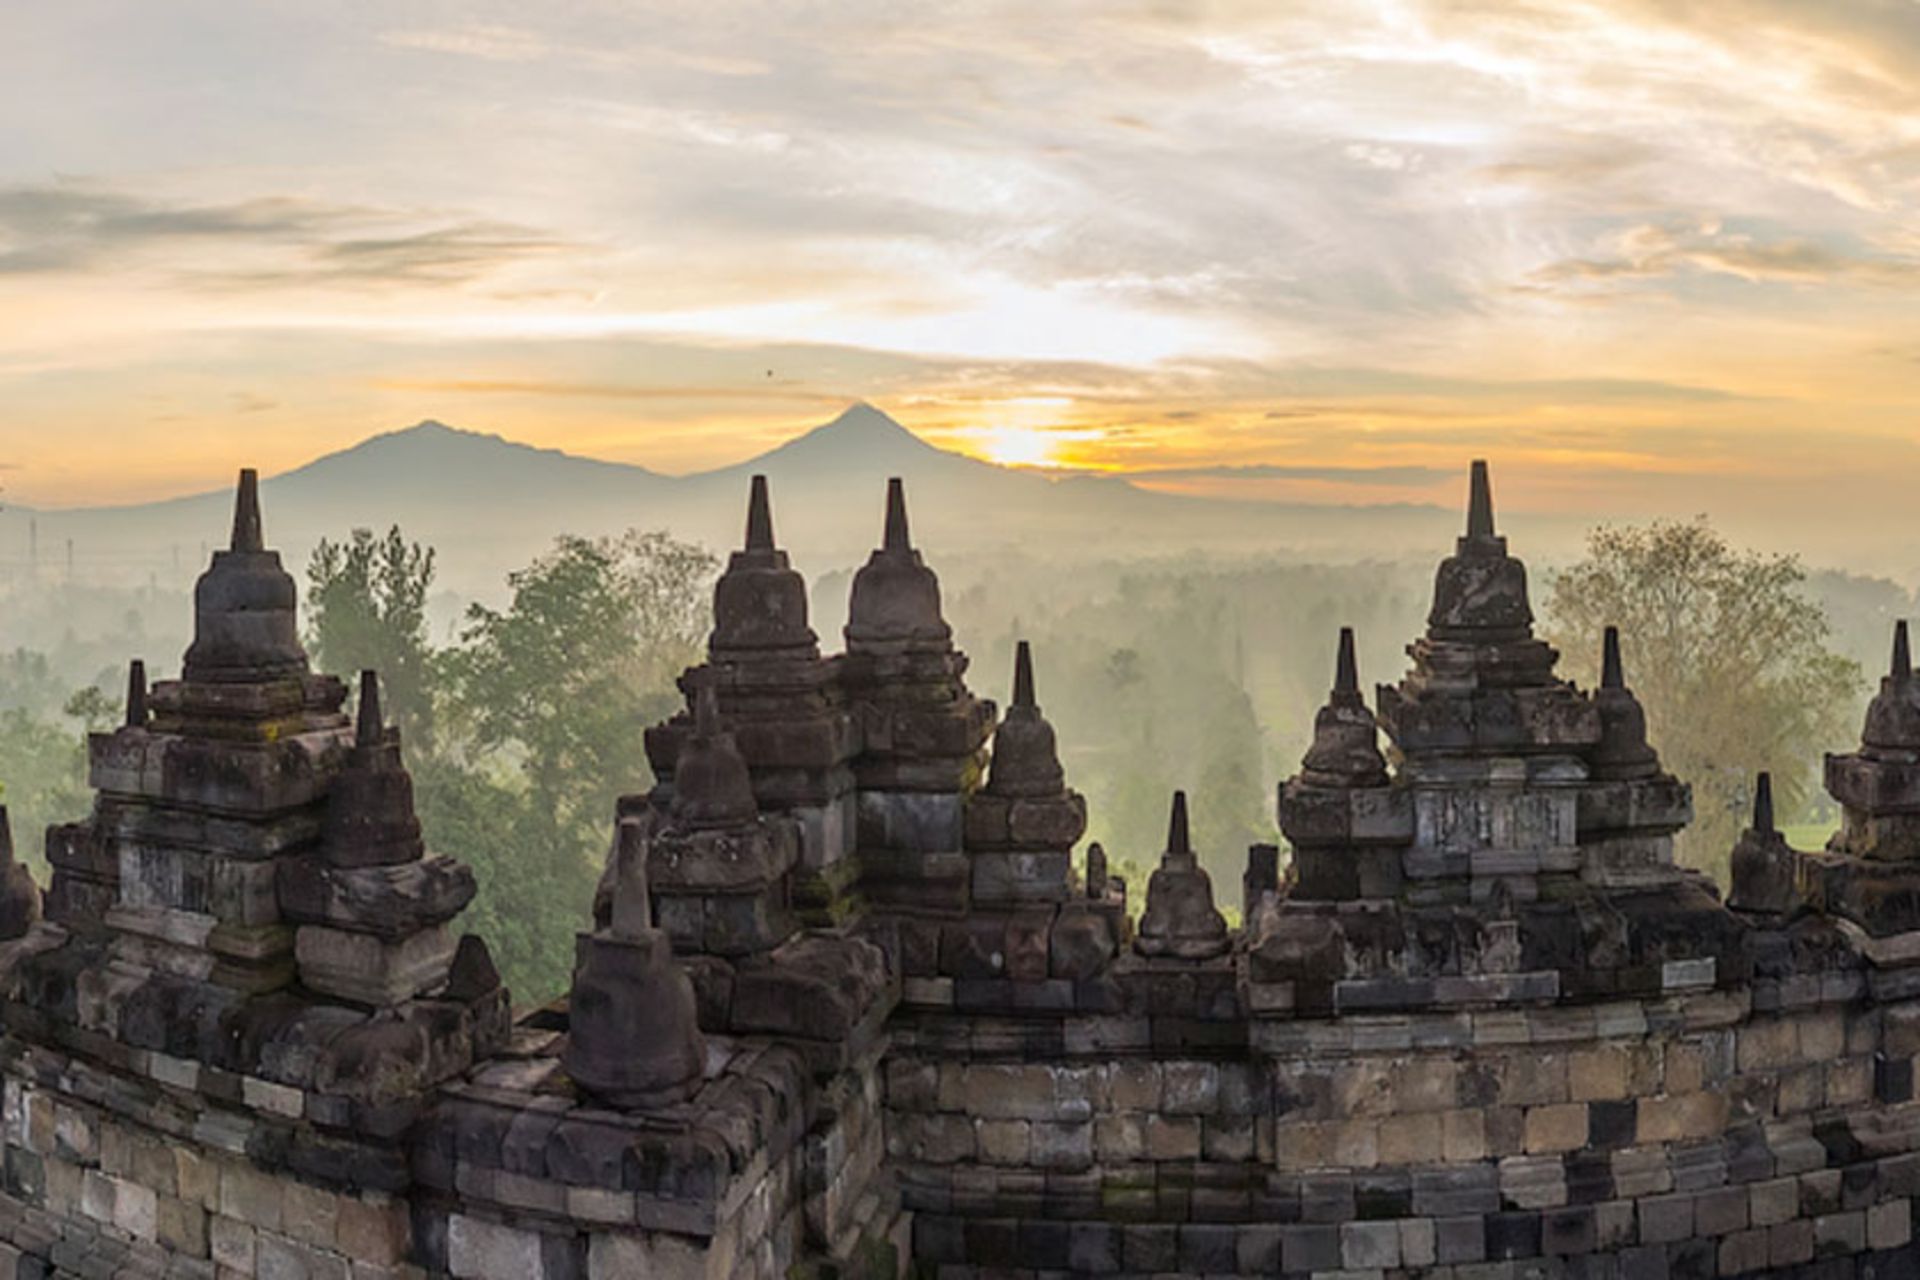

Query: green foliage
[0,707,90,874]
[1545,517,1862,881]
[448,532,715,840]
[304,525,718,1005]
[409,756,594,1004]
[61,685,121,733]
[307,528,439,753]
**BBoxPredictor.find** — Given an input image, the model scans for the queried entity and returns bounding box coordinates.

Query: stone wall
[888,979,1920,1277]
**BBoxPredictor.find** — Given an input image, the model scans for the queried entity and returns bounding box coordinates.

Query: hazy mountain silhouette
[0,404,1465,594]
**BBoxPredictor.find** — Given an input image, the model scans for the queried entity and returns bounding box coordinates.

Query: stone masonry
[0,461,1915,1279]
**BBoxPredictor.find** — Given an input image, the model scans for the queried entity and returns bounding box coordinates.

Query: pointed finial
[609,820,652,940]
[1894,620,1911,682]
[1013,640,1036,709]
[125,659,148,728]
[1167,790,1191,857]
[231,469,264,552]
[1086,842,1108,898]
[694,682,721,738]
[1335,626,1358,695]
[1602,625,1623,689]
[1466,459,1494,539]
[0,806,13,867]
[745,474,774,551]
[883,477,910,552]
[1753,771,1775,835]
[355,670,383,748]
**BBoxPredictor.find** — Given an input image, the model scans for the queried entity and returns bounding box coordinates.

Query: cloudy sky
[3,1,1919,533]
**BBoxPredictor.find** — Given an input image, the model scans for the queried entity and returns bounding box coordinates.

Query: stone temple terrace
[0,461,1913,1278]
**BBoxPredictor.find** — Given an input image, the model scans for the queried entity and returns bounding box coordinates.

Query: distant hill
[0,403,1470,597]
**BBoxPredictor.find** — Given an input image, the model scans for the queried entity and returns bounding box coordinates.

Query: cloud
[1114,463,1451,486]
[0,183,588,290]
[378,25,549,63]
[1529,222,1920,292]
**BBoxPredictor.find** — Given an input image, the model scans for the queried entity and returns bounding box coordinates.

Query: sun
[975,427,1058,468]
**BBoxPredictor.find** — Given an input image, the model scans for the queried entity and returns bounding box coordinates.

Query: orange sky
[3,1,1919,527]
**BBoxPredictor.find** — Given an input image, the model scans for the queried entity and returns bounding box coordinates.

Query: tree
[0,702,92,873]
[449,531,717,839]
[306,527,439,754]
[1545,518,1861,879]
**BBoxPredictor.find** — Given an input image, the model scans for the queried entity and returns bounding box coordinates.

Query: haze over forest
[6,1,1920,996]
[0,402,1913,993]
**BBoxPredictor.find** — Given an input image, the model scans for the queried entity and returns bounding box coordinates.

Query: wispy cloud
[1,1,1918,514]
[0,184,589,290]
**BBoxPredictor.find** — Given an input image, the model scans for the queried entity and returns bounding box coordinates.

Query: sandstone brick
[1391,1057,1458,1112]
[284,1181,339,1248]
[111,1175,159,1242]
[448,1215,544,1280]
[1770,1219,1814,1268]
[156,1195,206,1256]
[1160,1062,1219,1114]
[1108,1061,1161,1111]
[1523,1103,1588,1154]
[1378,1112,1441,1166]
[1636,1092,1728,1144]
[1400,1217,1436,1267]
[1749,1177,1797,1227]
[1144,1115,1201,1161]
[1869,1196,1912,1250]
[1568,1046,1630,1102]
[220,1163,285,1232]
[1719,1226,1769,1275]
[336,1199,409,1267]
[975,1119,1030,1165]
[1094,1115,1144,1163]
[1330,1119,1378,1169]
[1442,1108,1487,1162]
[1030,1121,1092,1171]
[1499,1051,1569,1106]
[1815,1210,1866,1255]
[1639,1193,1694,1244]
[177,1148,218,1211]
[1737,1019,1799,1073]
[1341,1220,1400,1269]
[210,1215,256,1272]
[1799,1009,1846,1062]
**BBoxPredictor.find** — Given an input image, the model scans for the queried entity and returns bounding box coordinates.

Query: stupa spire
[1334,626,1359,697]
[884,477,910,552]
[1466,459,1495,540]
[1730,768,1795,916]
[231,468,264,553]
[1135,789,1228,959]
[1602,625,1624,690]
[1298,627,1389,787]
[609,819,652,941]
[986,640,1065,797]
[356,670,384,748]
[709,474,817,656]
[1752,770,1775,836]
[669,684,760,830]
[1894,620,1911,682]
[125,659,148,728]
[1014,640,1036,709]
[180,467,309,683]
[745,474,774,551]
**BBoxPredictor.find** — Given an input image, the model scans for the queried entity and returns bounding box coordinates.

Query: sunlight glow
[974,427,1059,468]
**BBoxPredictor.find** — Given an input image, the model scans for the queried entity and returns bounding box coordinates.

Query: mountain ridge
[0,404,1466,593]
